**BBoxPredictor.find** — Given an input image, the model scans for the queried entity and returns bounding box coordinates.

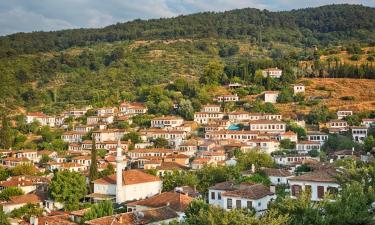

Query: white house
[151,116,184,128]
[249,120,286,133]
[92,129,127,142]
[272,154,312,166]
[202,104,221,113]
[306,131,329,146]
[288,170,340,201]
[119,102,148,116]
[262,68,282,78]
[361,118,375,128]
[296,141,321,154]
[262,168,293,185]
[208,181,275,212]
[61,131,86,143]
[26,112,55,127]
[293,84,305,95]
[194,112,225,124]
[336,110,353,120]
[351,126,368,143]
[214,94,239,102]
[263,91,279,103]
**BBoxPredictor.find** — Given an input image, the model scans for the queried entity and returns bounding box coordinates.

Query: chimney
[270,185,276,194]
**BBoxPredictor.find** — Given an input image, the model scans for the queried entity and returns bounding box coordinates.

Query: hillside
[1,4,375,57]
[1,4,375,115]
[276,78,375,117]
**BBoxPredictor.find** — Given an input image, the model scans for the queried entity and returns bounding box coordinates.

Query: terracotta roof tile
[93,169,160,186]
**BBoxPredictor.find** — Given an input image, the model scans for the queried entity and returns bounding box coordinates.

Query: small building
[351,126,368,143]
[214,94,239,102]
[361,118,375,128]
[293,84,305,95]
[263,91,279,103]
[296,141,321,154]
[248,120,286,133]
[194,112,225,124]
[262,68,282,78]
[151,116,184,128]
[336,110,353,120]
[262,168,293,185]
[307,131,329,146]
[1,193,46,214]
[208,181,275,212]
[288,170,339,201]
[61,131,86,143]
[202,104,221,113]
[119,102,148,116]
[26,112,55,127]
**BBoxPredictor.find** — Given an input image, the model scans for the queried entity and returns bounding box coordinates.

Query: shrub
[349,54,361,61]
[340,96,355,101]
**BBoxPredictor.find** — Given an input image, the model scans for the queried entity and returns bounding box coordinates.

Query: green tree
[82,200,113,223]
[10,164,37,176]
[0,116,13,149]
[122,131,141,144]
[0,210,10,225]
[0,166,9,181]
[200,60,224,85]
[324,182,374,225]
[364,135,375,151]
[0,187,24,201]
[254,69,264,85]
[153,137,169,148]
[89,139,99,193]
[9,203,43,220]
[279,139,295,150]
[277,88,294,103]
[49,170,87,211]
[177,99,194,120]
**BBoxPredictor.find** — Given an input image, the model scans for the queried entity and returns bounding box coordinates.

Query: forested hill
[1,4,375,57]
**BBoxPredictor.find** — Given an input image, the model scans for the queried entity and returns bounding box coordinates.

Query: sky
[0,0,374,36]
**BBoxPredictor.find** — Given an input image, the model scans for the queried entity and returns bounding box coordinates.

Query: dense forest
[1,4,375,57]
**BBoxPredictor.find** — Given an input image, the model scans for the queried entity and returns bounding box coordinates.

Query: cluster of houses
[2,69,374,224]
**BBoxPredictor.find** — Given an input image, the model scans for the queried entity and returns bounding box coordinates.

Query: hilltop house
[351,126,368,143]
[26,112,55,127]
[293,84,305,94]
[262,68,282,78]
[119,102,148,116]
[263,91,279,103]
[337,110,353,120]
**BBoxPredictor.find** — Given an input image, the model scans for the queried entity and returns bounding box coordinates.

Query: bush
[349,54,361,61]
[340,96,355,101]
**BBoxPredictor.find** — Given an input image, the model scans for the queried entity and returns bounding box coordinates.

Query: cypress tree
[89,138,99,192]
[0,116,13,149]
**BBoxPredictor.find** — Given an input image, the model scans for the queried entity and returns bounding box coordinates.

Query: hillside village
[0,65,374,225]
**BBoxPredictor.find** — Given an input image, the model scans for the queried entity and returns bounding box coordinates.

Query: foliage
[306,105,336,124]
[89,139,99,192]
[322,134,357,153]
[0,116,13,149]
[200,60,225,85]
[0,210,10,225]
[177,99,194,120]
[82,200,113,223]
[152,137,169,148]
[279,139,295,150]
[49,170,87,211]
[239,173,271,186]
[323,182,375,225]
[10,164,37,176]
[235,151,275,171]
[0,187,24,201]
[0,166,10,181]
[122,131,141,144]
[364,135,375,151]
[162,171,199,192]
[277,88,294,103]
[9,203,43,221]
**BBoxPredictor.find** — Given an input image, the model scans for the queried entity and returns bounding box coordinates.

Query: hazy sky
[0,0,374,36]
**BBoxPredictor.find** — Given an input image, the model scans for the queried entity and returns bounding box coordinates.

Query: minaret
[116,139,123,204]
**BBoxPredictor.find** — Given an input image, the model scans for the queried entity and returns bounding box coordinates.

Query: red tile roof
[93,169,160,186]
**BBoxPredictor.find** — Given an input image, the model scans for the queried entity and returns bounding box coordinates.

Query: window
[258,202,261,207]
[292,185,301,197]
[236,200,241,209]
[211,192,215,200]
[247,201,252,208]
[218,192,221,200]
[227,199,232,209]
[317,186,325,199]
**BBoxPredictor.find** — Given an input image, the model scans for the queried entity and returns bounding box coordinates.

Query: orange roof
[93,169,160,186]
[127,191,193,212]
[3,193,46,205]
